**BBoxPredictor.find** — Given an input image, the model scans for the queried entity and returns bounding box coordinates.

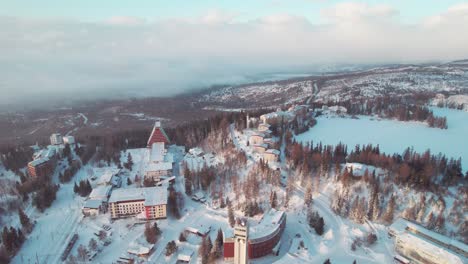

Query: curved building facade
[224,209,286,261]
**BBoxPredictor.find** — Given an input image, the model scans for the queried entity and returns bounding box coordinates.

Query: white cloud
[0,3,467,107]
[424,3,468,27]
[322,2,398,23]
[106,16,147,25]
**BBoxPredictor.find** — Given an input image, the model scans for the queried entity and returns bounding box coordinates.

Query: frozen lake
[295,108,468,170]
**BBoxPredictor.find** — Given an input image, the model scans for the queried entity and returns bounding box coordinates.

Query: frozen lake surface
[295,108,468,170]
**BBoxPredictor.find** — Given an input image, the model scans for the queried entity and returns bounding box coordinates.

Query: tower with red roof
[147,121,170,148]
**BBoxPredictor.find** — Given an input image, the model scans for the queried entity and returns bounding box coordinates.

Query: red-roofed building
[147,121,170,148]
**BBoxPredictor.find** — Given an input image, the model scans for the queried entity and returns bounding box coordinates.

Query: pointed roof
[147,121,170,147]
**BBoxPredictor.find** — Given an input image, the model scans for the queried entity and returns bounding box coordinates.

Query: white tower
[234,218,249,264]
[246,114,250,129]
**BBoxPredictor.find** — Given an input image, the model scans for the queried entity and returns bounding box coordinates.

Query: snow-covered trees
[1,226,25,254]
[367,183,380,221]
[349,195,367,224]
[168,185,181,219]
[308,209,325,236]
[270,191,278,209]
[18,208,31,231]
[199,235,213,264]
[145,222,161,244]
[179,232,186,242]
[165,240,177,256]
[33,183,60,211]
[212,229,224,259]
[124,152,133,170]
[98,230,107,241]
[88,238,98,252]
[383,195,395,223]
[304,183,313,207]
[227,201,235,227]
[244,200,263,217]
[183,165,193,196]
[74,180,92,197]
[77,244,88,262]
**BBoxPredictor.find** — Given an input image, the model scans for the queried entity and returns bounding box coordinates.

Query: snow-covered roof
[177,249,194,262]
[389,218,468,255]
[150,142,165,162]
[83,199,102,209]
[224,209,286,244]
[265,149,280,155]
[89,185,112,201]
[146,162,172,172]
[184,148,220,172]
[28,157,49,167]
[97,168,120,185]
[185,225,211,235]
[63,136,75,144]
[192,191,205,200]
[251,133,265,138]
[253,144,268,149]
[108,187,168,206]
[398,233,465,264]
[260,111,295,121]
[249,209,285,242]
[188,147,204,156]
[127,236,154,256]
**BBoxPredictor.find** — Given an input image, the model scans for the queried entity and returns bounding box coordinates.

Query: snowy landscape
[1,2,468,264]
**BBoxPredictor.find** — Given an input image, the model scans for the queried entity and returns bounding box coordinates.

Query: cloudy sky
[1,1,468,107]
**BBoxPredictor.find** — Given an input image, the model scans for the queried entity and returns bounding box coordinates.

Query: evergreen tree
[350,196,360,222]
[77,244,88,261]
[18,208,31,229]
[228,202,235,227]
[184,167,193,196]
[165,240,178,256]
[213,228,224,258]
[168,185,181,218]
[144,222,161,244]
[304,183,313,207]
[88,238,98,251]
[324,258,331,264]
[179,232,186,242]
[270,191,277,209]
[371,194,380,221]
[125,153,133,170]
[73,182,80,193]
[2,226,13,253]
[383,195,395,223]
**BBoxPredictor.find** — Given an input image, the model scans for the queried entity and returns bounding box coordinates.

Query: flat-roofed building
[253,144,268,153]
[263,149,280,163]
[108,186,168,220]
[250,133,265,145]
[27,158,53,178]
[82,200,102,217]
[50,133,63,145]
[388,218,467,264]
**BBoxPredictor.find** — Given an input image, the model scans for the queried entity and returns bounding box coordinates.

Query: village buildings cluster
[81,122,171,220]
[27,133,75,178]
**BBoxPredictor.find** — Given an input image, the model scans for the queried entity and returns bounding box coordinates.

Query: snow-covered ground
[296,107,468,170]
[12,166,89,264]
